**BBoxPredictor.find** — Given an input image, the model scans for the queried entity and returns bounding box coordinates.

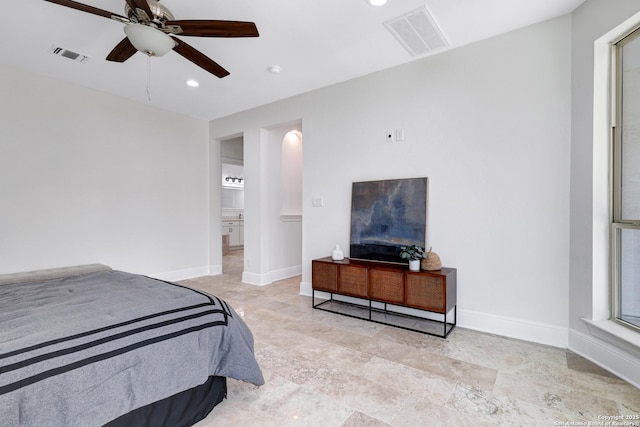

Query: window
[611,28,640,331]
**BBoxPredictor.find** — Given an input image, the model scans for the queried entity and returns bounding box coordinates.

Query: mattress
[0,266,264,426]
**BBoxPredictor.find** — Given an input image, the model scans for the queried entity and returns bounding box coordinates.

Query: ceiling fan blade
[43,0,126,20]
[165,20,259,38]
[106,38,138,63]
[173,39,230,78]
[127,0,154,22]
[124,0,138,13]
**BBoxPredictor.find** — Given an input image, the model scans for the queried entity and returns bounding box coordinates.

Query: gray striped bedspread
[0,270,264,426]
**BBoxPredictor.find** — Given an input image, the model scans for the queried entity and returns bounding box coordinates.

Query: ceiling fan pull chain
[146,54,152,101]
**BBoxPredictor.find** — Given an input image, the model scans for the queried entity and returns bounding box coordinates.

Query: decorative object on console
[399,244,425,271]
[350,177,428,264]
[421,247,442,271]
[331,244,344,261]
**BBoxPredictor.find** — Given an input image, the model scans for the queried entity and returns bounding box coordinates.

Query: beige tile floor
[182,250,640,427]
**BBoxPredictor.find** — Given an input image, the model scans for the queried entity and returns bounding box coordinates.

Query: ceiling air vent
[384,6,449,56]
[49,45,90,63]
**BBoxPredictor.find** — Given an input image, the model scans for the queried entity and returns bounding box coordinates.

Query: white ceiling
[2,0,585,120]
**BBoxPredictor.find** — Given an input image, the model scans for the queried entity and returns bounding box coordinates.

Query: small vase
[421,247,442,271]
[332,245,344,261]
[409,259,420,271]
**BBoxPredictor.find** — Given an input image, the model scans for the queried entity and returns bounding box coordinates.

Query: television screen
[349,177,428,264]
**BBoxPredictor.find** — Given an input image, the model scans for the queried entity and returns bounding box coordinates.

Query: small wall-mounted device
[386,131,394,142]
[386,128,405,142]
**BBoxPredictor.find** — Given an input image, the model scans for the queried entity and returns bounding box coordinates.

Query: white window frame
[583,11,640,355]
[610,28,640,333]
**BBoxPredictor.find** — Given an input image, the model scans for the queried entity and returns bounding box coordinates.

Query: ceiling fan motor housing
[125,0,174,26]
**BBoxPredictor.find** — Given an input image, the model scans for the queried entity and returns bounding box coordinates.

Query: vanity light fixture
[225,176,244,183]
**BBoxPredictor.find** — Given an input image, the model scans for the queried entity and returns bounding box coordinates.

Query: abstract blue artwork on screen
[350,177,428,264]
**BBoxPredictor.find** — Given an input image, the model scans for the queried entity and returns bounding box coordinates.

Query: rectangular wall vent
[384,6,449,57]
[49,45,90,63]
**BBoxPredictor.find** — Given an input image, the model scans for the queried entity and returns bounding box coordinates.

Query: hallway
[223,248,244,275]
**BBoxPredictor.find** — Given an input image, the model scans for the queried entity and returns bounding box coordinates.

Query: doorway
[220,137,244,275]
[216,122,303,283]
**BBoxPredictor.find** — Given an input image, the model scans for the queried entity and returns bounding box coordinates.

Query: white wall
[210,16,572,346]
[0,65,210,279]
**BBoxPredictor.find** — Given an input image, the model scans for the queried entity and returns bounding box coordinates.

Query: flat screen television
[349,177,428,264]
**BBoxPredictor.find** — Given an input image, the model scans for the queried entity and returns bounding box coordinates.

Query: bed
[0,264,264,427]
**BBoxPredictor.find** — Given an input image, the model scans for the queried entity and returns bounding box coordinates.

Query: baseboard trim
[457,308,568,348]
[568,328,640,389]
[242,265,302,286]
[300,281,568,348]
[300,281,312,296]
[150,266,211,282]
[242,271,272,286]
[269,265,302,282]
[149,264,300,285]
[208,264,222,276]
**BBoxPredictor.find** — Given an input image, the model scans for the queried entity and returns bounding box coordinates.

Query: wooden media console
[312,257,457,338]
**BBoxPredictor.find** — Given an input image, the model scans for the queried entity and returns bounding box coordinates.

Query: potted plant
[399,245,425,271]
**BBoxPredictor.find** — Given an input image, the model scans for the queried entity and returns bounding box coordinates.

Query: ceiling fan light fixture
[124,23,175,57]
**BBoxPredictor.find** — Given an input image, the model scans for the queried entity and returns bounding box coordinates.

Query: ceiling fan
[43,0,259,78]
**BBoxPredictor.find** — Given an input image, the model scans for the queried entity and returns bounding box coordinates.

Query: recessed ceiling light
[268,65,282,74]
[186,79,199,87]
[367,0,387,6]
